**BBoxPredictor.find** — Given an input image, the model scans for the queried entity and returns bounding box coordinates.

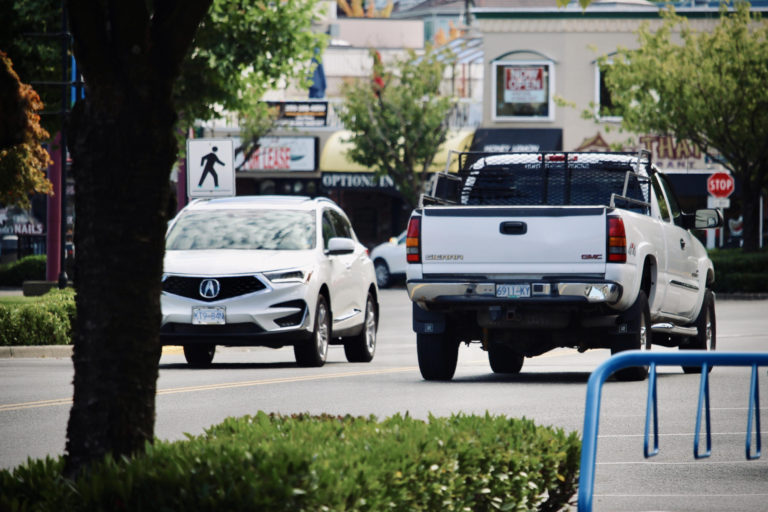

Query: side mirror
[327,237,355,255]
[693,208,724,230]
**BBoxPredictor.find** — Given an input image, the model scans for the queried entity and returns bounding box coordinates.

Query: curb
[0,346,184,359]
[717,293,768,301]
[0,345,73,359]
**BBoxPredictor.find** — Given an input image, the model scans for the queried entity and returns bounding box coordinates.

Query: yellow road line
[0,366,419,412]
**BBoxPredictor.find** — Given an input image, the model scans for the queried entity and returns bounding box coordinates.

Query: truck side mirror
[693,208,724,230]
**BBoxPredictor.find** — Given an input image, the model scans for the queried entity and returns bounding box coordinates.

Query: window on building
[595,60,621,121]
[492,60,554,121]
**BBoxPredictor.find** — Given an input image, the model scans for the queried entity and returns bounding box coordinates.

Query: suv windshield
[166,209,316,250]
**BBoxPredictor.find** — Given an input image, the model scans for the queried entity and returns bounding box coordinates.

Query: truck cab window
[651,175,671,222]
[656,174,683,227]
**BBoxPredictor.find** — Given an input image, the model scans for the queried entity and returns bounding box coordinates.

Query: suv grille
[163,275,266,302]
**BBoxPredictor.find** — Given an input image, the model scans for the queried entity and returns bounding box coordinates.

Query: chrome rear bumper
[407,280,621,305]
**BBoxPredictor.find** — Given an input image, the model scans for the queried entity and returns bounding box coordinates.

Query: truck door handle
[500,221,527,235]
[680,238,686,250]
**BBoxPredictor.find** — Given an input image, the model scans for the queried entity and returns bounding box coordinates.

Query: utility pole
[30,0,74,289]
[57,2,69,289]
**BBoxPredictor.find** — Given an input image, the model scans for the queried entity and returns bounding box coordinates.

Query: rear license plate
[496,284,531,299]
[192,307,226,325]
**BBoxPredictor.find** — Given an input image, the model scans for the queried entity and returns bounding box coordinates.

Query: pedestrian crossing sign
[186,138,235,198]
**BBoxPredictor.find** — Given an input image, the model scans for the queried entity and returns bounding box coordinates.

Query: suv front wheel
[184,344,215,367]
[295,295,330,367]
[344,292,377,362]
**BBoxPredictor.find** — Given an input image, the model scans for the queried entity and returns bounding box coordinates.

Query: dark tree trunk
[64,80,176,476]
[63,0,211,478]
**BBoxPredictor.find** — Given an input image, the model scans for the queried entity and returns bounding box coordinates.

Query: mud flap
[412,303,446,334]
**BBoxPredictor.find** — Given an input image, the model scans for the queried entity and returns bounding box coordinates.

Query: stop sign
[707,172,734,198]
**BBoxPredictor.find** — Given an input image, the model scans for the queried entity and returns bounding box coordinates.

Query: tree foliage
[0,0,63,136]
[175,0,324,130]
[339,47,456,208]
[597,4,768,250]
[0,51,53,208]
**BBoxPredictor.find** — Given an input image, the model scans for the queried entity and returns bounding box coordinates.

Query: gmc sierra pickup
[406,151,723,381]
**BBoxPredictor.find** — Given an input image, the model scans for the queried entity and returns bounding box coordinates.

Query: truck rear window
[456,153,650,208]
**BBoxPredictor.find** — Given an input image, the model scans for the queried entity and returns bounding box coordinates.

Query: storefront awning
[319,128,476,173]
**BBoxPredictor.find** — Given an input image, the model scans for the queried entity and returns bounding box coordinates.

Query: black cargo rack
[422,150,653,212]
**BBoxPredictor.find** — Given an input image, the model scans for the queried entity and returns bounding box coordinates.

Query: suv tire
[183,344,215,367]
[344,292,377,362]
[295,295,330,367]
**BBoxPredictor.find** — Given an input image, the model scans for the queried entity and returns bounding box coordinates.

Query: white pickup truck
[406,151,723,381]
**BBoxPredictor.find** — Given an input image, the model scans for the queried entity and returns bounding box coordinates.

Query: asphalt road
[1,288,766,511]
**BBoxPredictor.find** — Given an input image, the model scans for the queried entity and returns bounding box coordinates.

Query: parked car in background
[160,195,379,367]
[370,230,406,288]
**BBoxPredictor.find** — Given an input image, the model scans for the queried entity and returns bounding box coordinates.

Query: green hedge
[709,248,768,294]
[0,412,581,511]
[0,255,46,286]
[0,289,75,346]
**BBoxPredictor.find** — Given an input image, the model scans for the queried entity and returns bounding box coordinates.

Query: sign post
[186,138,235,199]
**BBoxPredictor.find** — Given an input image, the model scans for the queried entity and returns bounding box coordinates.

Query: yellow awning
[319,128,475,173]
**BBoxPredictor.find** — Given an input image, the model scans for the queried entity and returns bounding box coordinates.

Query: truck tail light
[607,216,627,263]
[406,217,421,263]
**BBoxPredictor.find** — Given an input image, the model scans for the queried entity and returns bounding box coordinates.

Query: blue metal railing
[578,351,767,512]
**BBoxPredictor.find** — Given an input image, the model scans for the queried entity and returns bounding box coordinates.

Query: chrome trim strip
[652,323,698,337]
[670,279,700,291]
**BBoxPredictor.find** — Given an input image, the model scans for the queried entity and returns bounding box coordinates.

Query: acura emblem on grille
[199,279,221,299]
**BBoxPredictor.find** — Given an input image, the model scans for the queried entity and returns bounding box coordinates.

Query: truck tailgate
[420,206,608,276]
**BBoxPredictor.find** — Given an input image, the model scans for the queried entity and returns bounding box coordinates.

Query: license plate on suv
[192,307,226,325]
[496,284,531,299]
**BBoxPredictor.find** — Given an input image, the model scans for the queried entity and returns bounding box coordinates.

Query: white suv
[160,196,379,367]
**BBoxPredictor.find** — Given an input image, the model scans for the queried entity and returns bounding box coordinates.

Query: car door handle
[500,221,527,235]
[680,238,686,250]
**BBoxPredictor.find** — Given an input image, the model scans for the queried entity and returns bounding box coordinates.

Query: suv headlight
[264,268,313,284]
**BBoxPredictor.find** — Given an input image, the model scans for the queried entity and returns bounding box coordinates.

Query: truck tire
[680,288,716,374]
[488,342,524,374]
[417,332,459,381]
[611,290,652,381]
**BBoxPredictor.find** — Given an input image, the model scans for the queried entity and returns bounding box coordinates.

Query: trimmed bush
[0,412,581,511]
[0,254,46,286]
[709,248,768,294]
[0,288,75,345]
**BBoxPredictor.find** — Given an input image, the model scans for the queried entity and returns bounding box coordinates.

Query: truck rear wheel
[681,288,716,374]
[611,290,652,381]
[488,342,524,374]
[417,332,459,381]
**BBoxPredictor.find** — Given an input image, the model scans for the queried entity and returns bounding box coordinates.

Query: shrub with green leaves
[0,288,75,345]
[709,248,768,293]
[0,254,46,286]
[0,412,581,511]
